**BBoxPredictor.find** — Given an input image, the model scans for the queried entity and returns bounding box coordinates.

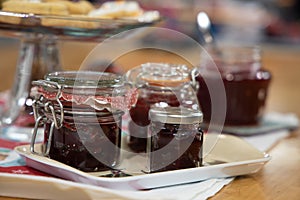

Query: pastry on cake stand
[0,9,160,142]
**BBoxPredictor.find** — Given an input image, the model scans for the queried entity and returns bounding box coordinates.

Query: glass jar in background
[196,46,271,125]
[30,71,137,172]
[147,107,203,173]
[126,63,199,153]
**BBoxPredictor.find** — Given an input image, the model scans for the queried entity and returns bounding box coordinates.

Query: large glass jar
[126,63,199,153]
[196,46,271,125]
[147,107,203,173]
[30,71,137,172]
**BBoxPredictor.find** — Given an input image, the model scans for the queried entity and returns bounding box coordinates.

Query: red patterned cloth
[0,138,49,176]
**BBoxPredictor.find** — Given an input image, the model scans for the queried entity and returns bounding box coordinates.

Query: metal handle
[190,68,200,91]
[30,115,55,157]
[30,115,44,156]
[32,79,64,129]
[44,122,55,156]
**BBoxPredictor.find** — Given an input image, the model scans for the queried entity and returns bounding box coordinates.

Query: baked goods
[2,0,94,15]
[2,1,69,15]
[0,0,158,28]
[0,15,21,25]
[60,0,94,15]
[39,0,96,28]
[41,15,99,29]
[0,0,96,27]
[0,0,66,25]
[88,1,143,19]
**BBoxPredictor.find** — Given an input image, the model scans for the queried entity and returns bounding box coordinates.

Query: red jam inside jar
[128,87,180,152]
[44,108,123,172]
[147,107,203,173]
[31,71,135,172]
[196,46,272,125]
[126,63,198,153]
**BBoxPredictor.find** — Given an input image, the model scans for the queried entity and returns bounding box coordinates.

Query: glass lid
[45,71,124,89]
[32,71,138,111]
[126,63,191,87]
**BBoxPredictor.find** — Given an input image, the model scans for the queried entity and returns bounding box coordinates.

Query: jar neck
[33,85,138,112]
[44,107,124,124]
[200,46,262,77]
[141,82,190,90]
[126,63,191,88]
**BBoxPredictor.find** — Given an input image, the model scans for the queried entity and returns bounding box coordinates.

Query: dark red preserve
[126,63,199,152]
[196,46,271,125]
[30,71,136,172]
[147,107,203,173]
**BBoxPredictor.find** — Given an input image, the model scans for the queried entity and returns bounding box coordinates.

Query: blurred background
[138,0,300,45]
[0,0,300,92]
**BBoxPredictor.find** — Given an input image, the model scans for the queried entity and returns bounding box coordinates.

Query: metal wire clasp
[30,80,65,156]
[32,80,64,129]
[30,116,54,156]
[190,68,200,91]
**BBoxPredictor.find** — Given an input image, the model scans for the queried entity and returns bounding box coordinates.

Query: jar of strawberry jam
[147,107,203,173]
[126,63,199,153]
[195,46,271,125]
[30,71,137,172]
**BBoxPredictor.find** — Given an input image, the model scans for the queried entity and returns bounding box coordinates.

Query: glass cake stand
[0,10,160,141]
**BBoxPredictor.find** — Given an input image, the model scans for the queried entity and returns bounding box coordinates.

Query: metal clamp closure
[30,80,65,156]
[44,101,63,129]
[190,68,200,91]
[30,115,55,157]
[32,80,64,129]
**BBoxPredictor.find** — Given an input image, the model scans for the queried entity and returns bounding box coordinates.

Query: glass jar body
[31,71,129,172]
[147,121,203,173]
[44,107,123,172]
[126,63,198,153]
[128,86,181,152]
[196,46,271,125]
[197,70,271,125]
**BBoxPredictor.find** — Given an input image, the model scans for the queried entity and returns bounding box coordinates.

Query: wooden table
[0,40,299,200]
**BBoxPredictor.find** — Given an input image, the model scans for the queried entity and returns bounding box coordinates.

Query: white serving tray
[12,133,271,191]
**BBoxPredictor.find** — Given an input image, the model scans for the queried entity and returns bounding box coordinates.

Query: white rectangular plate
[11,133,271,191]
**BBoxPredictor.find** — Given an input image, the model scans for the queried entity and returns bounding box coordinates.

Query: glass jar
[147,107,203,173]
[196,46,271,125]
[30,71,137,172]
[126,63,199,153]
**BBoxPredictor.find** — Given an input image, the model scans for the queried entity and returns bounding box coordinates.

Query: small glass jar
[147,107,203,173]
[196,46,271,125]
[126,63,199,153]
[30,71,137,172]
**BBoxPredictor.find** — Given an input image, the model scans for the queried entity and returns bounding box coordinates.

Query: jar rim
[149,107,203,124]
[45,71,124,89]
[46,106,125,117]
[126,63,191,87]
[200,45,261,76]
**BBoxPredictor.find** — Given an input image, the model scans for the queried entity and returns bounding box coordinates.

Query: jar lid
[149,107,203,124]
[32,71,138,111]
[45,71,124,89]
[126,63,190,87]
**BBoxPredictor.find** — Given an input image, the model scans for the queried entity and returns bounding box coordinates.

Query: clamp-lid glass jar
[147,107,203,173]
[126,63,199,153]
[196,46,271,125]
[30,71,137,172]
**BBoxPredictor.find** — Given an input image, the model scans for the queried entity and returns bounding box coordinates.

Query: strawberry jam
[31,71,135,172]
[126,63,198,153]
[147,107,203,172]
[195,46,271,125]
